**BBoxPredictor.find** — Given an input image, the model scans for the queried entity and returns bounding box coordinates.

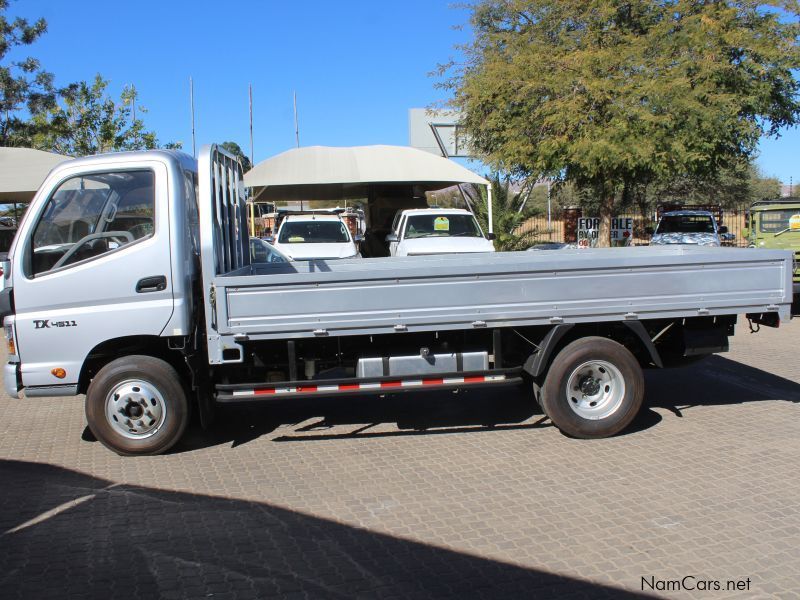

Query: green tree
[643,160,782,208]
[221,141,252,172]
[32,74,177,156]
[468,175,543,250]
[0,0,56,146]
[446,0,800,246]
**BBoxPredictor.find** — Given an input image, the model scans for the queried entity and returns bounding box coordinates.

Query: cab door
[11,159,174,391]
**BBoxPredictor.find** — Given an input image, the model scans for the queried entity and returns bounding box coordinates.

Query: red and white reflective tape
[230,374,508,397]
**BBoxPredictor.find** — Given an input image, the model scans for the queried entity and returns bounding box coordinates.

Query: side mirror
[354,234,364,243]
[486,232,496,241]
[742,227,750,238]
[718,225,728,234]
[385,233,399,243]
[264,235,275,244]
[645,226,654,235]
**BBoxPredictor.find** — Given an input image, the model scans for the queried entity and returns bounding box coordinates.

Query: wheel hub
[566,360,626,421]
[105,380,167,440]
[124,401,144,419]
[579,375,601,396]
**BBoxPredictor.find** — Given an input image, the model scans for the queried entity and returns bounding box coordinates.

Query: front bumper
[4,361,20,398]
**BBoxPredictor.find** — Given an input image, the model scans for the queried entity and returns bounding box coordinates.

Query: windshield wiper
[773,227,792,237]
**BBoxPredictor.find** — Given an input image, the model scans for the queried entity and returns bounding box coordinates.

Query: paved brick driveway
[1,320,798,599]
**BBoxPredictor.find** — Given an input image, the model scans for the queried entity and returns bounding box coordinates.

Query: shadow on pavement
[645,355,800,417]
[177,384,550,453]
[0,459,653,600]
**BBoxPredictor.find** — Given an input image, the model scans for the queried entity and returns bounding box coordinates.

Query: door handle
[136,275,167,293]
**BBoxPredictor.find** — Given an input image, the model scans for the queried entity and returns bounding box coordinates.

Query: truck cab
[2,150,200,399]
[743,198,800,310]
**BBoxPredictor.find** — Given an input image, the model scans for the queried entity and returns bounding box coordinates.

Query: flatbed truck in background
[0,146,794,455]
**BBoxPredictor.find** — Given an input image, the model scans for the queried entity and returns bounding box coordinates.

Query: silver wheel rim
[566,360,625,420]
[105,379,167,439]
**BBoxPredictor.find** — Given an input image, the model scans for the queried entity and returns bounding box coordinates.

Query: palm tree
[468,175,544,251]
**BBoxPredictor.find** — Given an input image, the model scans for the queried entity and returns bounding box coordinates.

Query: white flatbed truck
[0,146,794,455]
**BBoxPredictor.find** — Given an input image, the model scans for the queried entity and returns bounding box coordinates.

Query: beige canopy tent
[0,147,71,203]
[243,145,493,232]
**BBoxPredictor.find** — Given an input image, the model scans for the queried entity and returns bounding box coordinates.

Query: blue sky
[6,0,799,182]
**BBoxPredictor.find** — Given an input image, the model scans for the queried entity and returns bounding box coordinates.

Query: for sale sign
[577,217,634,248]
[611,217,633,245]
[577,217,600,248]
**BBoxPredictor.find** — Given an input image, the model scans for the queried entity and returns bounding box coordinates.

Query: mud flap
[682,326,730,355]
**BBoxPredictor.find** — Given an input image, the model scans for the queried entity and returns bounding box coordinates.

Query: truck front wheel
[85,355,189,456]
[540,337,644,439]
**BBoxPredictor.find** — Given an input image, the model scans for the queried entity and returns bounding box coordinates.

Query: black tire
[85,355,189,456]
[540,337,644,439]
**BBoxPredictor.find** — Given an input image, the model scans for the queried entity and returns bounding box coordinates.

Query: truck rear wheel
[85,355,188,456]
[540,337,643,439]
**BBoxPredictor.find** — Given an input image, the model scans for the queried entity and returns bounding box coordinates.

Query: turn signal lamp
[51,368,66,379]
[4,324,14,355]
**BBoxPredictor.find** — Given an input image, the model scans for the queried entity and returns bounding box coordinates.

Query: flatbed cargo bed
[208,246,793,354]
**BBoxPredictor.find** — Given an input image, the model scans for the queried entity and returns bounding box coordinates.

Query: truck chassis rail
[215,368,523,402]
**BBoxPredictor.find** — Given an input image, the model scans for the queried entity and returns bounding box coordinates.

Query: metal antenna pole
[249,84,254,168]
[190,77,196,158]
[293,91,300,148]
[130,84,136,122]
[294,91,302,211]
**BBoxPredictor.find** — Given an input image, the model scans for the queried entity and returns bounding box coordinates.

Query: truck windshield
[656,215,715,234]
[31,170,155,275]
[404,214,482,239]
[278,220,351,244]
[759,209,800,233]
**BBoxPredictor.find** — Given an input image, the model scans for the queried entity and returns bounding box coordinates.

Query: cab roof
[662,210,714,217]
[750,198,800,210]
[400,208,474,216]
[281,213,343,222]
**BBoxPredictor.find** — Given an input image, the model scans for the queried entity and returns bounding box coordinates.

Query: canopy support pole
[487,185,494,234]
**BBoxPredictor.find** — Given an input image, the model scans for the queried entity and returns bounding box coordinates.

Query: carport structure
[1,147,70,202]
[0,147,70,250]
[243,145,492,254]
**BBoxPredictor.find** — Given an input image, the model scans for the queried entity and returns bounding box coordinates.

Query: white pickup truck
[649,210,727,246]
[386,208,496,256]
[0,146,794,455]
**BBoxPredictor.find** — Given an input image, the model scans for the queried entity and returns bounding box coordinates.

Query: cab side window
[30,170,155,276]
